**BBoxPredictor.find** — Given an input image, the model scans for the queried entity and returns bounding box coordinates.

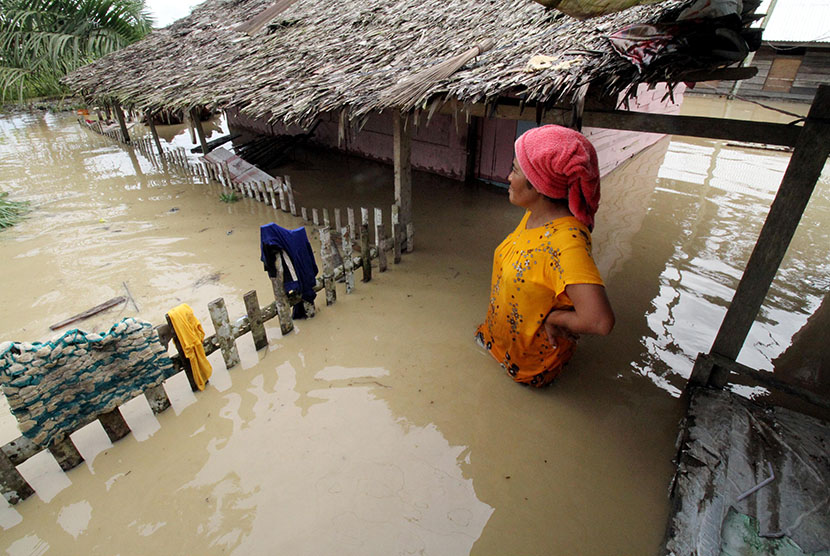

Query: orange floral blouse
[476,211,603,387]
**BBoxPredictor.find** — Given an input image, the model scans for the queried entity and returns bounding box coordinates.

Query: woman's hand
[544,284,615,347]
[544,312,580,348]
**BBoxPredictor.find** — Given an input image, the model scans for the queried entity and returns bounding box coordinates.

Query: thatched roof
[65,0,720,128]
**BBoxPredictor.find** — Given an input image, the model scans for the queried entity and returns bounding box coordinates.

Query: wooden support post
[312,208,320,227]
[0,450,34,505]
[114,103,130,144]
[708,85,830,388]
[98,408,131,442]
[49,437,83,471]
[341,226,355,294]
[270,259,295,336]
[286,176,297,215]
[360,208,372,282]
[190,107,210,155]
[374,207,387,272]
[208,298,241,369]
[301,207,309,222]
[244,290,268,350]
[392,204,402,264]
[323,208,330,228]
[145,384,172,414]
[166,314,198,391]
[320,228,336,305]
[393,111,412,251]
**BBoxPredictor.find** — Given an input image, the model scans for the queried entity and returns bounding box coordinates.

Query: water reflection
[628,135,829,393]
[184,362,493,555]
[0,98,828,552]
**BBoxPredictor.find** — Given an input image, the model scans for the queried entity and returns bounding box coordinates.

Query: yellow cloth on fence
[167,303,212,390]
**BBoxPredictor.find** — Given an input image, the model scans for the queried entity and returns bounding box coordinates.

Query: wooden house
[691,0,830,103]
[62,0,758,188]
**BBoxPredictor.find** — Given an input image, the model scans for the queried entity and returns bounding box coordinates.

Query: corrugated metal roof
[762,0,830,44]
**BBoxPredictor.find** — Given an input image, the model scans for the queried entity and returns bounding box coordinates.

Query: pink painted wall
[226,108,469,180]
[225,82,685,183]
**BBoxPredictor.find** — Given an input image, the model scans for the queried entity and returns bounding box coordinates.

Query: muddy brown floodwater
[0,97,827,555]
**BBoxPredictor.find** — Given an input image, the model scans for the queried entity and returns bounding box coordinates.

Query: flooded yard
[0,96,827,554]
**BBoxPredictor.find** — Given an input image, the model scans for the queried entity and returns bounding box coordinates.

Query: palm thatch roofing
[64,0,720,129]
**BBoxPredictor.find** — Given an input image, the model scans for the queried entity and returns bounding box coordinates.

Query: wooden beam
[582,110,802,147]
[696,353,830,410]
[439,100,802,146]
[190,108,210,155]
[709,84,830,385]
[393,111,412,249]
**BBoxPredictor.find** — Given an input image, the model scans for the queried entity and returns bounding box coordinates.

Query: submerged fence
[0,118,413,505]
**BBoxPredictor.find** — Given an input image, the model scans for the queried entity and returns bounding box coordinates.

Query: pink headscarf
[514,125,601,229]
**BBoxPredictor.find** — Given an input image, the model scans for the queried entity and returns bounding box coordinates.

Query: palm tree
[0,0,153,102]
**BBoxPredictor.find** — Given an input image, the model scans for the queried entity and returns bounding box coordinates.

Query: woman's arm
[544,284,615,346]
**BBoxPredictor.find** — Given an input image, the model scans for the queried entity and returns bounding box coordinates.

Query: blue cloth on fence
[260,223,318,318]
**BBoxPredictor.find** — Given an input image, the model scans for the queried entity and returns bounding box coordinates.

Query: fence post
[0,450,34,504]
[361,208,372,282]
[166,314,198,391]
[49,437,83,471]
[392,204,402,264]
[98,408,131,442]
[320,228,336,305]
[286,177,297,216]
[145,384,172,414]
[270,261,295,336]
[347,207,356,239]
[341,226,355,294]
[208,298,241,369]
[374,207,387,272]
[244,290,268,350]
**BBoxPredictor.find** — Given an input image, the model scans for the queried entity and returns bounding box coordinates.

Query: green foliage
[219,192,240,203]
[0,0,153,102]
[0,191,31,229]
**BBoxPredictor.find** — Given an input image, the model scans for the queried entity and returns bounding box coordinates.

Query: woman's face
[508,158,539,208]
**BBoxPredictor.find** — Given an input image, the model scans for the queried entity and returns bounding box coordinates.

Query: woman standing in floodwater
[476,125,615,387]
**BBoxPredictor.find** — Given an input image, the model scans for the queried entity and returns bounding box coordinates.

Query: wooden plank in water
[49,297,126,330]
[203,147,273,184]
